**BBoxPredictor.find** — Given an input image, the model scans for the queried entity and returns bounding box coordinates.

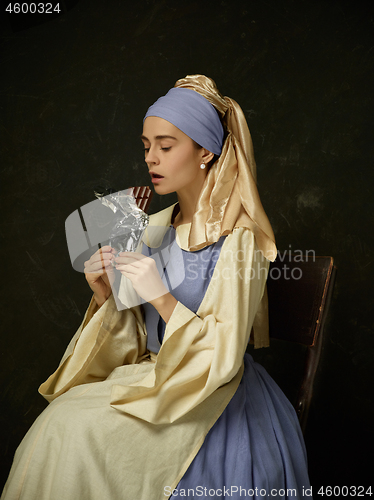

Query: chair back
[266,255,336,432]
[267,256,335,345]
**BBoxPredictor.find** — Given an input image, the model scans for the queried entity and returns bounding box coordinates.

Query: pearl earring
[200,163,206,169]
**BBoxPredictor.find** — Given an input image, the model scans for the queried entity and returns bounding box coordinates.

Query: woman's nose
[145,147,159,165]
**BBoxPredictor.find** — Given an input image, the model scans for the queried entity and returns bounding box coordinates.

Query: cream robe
[2,204,269,500]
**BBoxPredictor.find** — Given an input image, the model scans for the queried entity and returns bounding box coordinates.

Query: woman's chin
[152,183,173,195]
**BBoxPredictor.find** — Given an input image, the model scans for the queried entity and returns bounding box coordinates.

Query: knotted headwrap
[144,87,224,156]
[145,74,277,262]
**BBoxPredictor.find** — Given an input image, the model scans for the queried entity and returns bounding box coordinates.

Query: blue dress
[142,226,311,499]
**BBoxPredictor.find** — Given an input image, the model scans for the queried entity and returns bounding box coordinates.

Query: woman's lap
[2,355,311,500]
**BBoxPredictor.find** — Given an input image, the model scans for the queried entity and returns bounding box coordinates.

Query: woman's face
[141,116,211,196]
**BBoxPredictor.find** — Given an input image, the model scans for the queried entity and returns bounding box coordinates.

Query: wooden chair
[265,255,337,432]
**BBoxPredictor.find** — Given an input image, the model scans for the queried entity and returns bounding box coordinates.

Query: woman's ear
[201,149,214,164]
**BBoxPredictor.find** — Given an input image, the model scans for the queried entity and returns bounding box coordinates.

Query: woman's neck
[173,190,199,228]
[172,171,208,228]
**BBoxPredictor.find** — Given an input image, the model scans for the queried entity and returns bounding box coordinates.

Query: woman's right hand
[84,245,116,307]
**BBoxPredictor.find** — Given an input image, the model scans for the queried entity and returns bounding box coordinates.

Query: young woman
[2,75,311,499]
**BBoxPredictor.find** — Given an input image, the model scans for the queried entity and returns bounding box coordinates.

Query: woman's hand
[114,252,178,322]
[114,252,168,304]
[84,245,116,307]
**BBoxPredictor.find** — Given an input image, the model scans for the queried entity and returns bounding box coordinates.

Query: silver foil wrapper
[96,190,149,257]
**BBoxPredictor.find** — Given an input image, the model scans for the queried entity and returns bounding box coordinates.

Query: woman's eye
[142,146,170,153]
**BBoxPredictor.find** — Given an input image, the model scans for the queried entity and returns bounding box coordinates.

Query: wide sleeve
[38,293,148,402]
[109,227,269,423]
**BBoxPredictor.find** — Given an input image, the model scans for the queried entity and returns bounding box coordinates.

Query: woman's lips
[150,172,164,183]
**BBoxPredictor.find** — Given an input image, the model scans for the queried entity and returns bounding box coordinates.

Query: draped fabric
[140,203,270,348]
[140,225,310,498]
[1,205,271,500]
[174,75,277,262]
[37,205,268,424]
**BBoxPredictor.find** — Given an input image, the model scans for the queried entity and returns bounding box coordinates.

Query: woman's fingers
[99,245,114,252]
[116,251,146,261]
[84,247,116,273]
[114,256,150,275]
[84,255,112,270]
[114,252,147,267]
[89,250,115,265]
[112,252,168,303]
[82,246,116,307]
[115,251,144,259]
[84,260,112,274]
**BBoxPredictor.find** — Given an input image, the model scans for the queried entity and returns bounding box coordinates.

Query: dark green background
[1,0,373,491]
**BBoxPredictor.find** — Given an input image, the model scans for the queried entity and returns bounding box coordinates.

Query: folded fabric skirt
[1,354,311,500]
[173,353,311,499]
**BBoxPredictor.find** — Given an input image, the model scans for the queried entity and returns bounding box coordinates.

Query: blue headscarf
[143,87,224,155]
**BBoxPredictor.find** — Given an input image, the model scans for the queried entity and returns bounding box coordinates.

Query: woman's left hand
[114,252,169,305]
